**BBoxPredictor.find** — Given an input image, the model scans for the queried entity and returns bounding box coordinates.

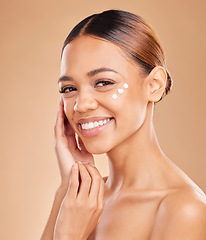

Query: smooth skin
[54,162,105,240]
[40,98,105,240]
[41,36,206,240]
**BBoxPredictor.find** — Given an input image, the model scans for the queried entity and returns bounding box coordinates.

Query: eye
[59,86,77,94]
[95,80,115,87]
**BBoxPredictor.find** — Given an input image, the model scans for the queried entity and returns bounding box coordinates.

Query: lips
[77,116,114,138]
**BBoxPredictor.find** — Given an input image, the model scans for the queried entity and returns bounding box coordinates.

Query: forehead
[60,35,140,78]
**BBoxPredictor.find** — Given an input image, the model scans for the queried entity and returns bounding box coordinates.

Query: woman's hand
[54,97,94,187]
[53,162,105,240]
[40,99,98,240]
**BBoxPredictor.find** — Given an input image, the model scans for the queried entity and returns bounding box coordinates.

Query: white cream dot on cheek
[117,88,124,94]
[111,83,129,100]
[123,83,128,88]
[112,94,118,99]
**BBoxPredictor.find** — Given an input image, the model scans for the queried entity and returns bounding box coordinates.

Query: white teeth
[94,121,99,127]
[99,120,103,126]
[81,118,111,130]
[89,122,94,128]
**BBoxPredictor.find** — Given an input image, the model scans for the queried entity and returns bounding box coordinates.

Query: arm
[40,185,68,240]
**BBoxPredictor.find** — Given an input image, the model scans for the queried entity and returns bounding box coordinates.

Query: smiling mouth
[79,117,114,130]
[78,117,114,138]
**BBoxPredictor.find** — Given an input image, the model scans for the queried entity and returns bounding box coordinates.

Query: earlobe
[147,66,167,102]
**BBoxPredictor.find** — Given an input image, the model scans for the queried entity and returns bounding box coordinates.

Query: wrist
[55,184,68,200]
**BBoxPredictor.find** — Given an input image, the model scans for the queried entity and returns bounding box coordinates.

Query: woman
[41,10,206,240]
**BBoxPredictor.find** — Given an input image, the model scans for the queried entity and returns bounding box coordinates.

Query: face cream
[117,88,124,94]
[112,83,128,99]
[112,94,118,99]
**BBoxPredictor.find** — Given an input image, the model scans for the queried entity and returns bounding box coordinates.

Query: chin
[85,145,109,155]
[83,140,113,155]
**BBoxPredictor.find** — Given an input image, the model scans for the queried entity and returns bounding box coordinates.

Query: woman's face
[59,35,149,154]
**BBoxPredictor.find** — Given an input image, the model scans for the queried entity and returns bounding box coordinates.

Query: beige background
[0,0,205,239]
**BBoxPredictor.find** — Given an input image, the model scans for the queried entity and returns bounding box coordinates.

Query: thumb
[78,136,95,165]
[97,216,101,225]
[78,136,87,152]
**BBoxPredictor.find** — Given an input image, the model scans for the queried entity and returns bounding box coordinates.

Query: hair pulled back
[62,10,173,103]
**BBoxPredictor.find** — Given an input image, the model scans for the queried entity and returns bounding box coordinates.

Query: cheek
[111,86,147,128]
[97,91,128,116]
[102,83,130,108]
[111,83,129,100]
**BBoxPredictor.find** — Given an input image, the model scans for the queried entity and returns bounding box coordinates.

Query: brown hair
[62,10,173,103]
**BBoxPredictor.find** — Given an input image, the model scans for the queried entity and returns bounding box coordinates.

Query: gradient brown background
[0,0,205,239]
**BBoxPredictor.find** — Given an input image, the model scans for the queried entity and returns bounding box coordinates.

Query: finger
[97,216,101,225]
[55,96,63,123]
[78,136,87,152]
[83,164,103,201]
[78,136,95,165]
[76,163,92,199]
[66,163,80,199]
[64,114,76,138]
[54,98,78,150]
[64,114,78,149]
[98,177,105,210]
[54,97,65,139]
[96,180,105,226]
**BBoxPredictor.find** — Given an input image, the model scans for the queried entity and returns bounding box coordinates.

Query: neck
[106,102,169,193]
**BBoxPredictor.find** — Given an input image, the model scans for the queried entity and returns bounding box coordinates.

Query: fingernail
[89,163,96,167]
[78,161,90,164]
[73,163,78,169]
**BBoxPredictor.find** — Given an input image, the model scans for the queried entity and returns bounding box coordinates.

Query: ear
[146,66,167,102]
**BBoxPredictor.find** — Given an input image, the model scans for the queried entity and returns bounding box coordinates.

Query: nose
[74,92,98,113]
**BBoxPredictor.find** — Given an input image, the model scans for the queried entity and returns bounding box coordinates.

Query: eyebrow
[58,67,118,83]
[87,67,118,77]
[58,75,72,83]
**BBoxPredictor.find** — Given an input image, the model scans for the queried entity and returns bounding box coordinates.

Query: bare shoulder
[150,187,206,240]
[161,187,206,221]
